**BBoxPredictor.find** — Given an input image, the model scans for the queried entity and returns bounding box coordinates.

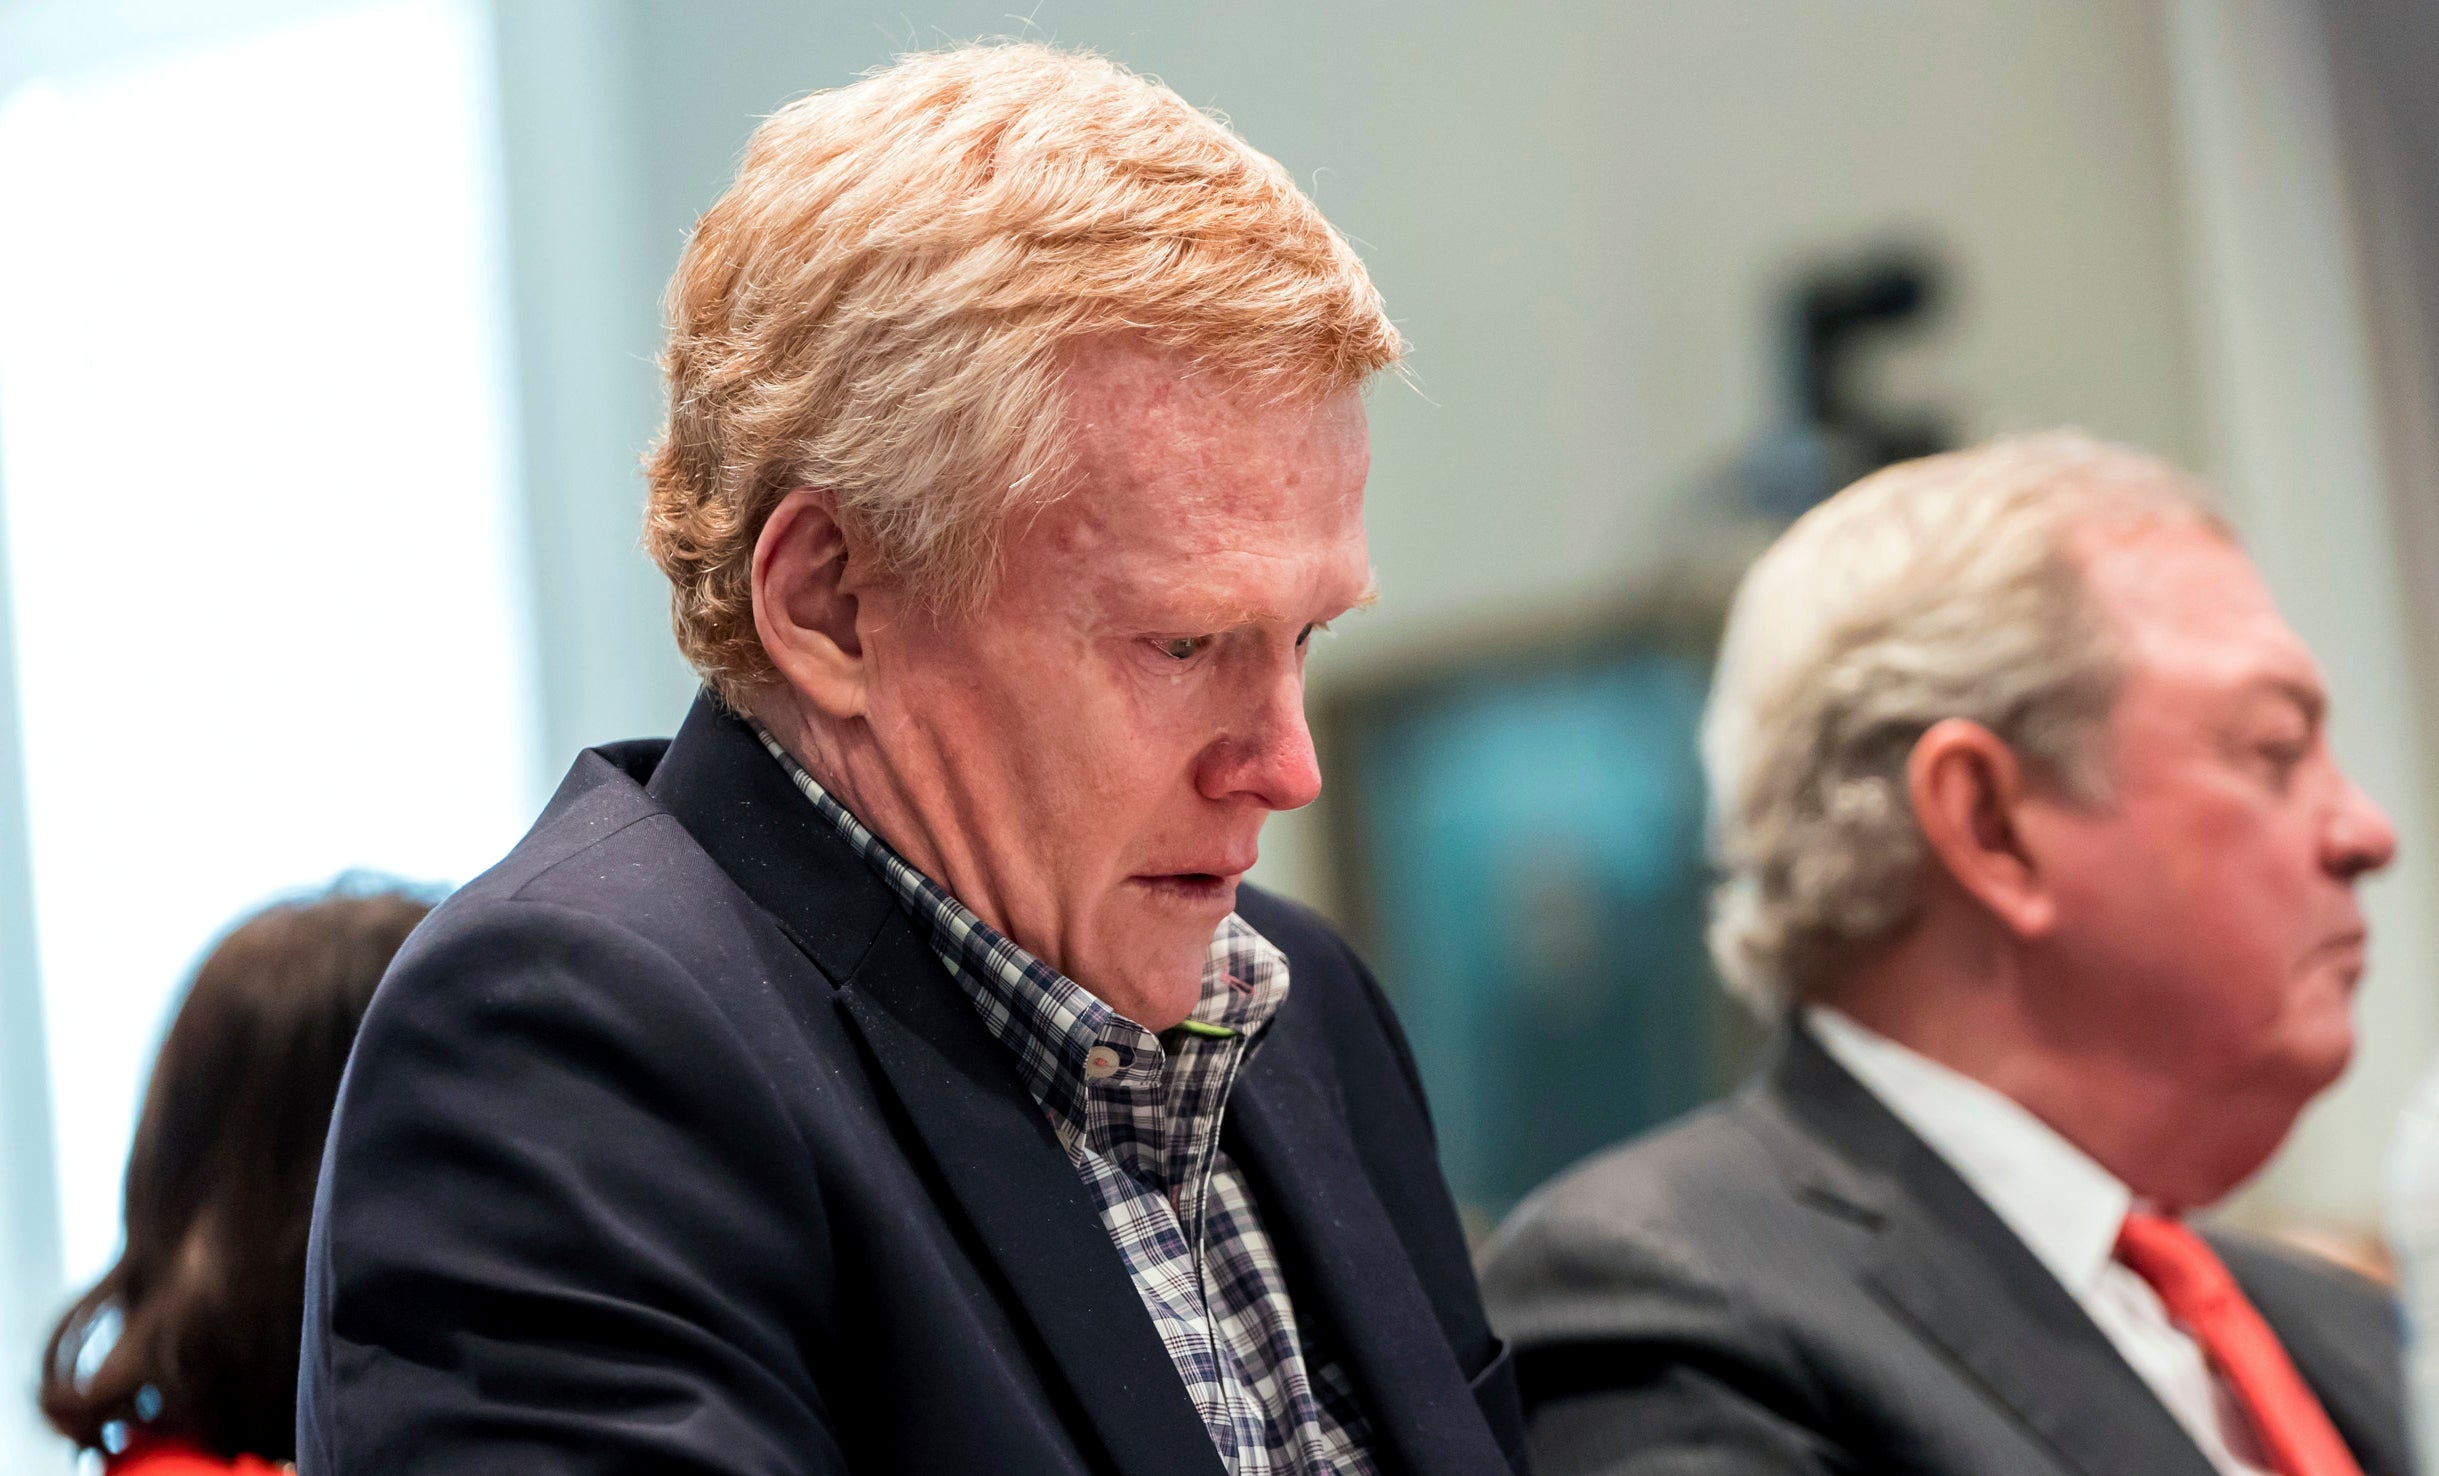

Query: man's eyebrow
[2250,676,2326,727]
[1121,571,1380,630]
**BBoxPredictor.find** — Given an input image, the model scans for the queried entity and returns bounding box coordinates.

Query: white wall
[489,0,698,769]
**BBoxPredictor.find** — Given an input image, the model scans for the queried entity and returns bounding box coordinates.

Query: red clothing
[2117,1213,2366,1476]
[106,1438,286,1475]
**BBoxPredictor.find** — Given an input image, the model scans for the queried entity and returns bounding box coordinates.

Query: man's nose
[1199,674,1324,813]
[2327,770,2400,881]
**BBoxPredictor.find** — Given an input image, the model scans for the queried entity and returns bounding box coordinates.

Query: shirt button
[1084,1044,1123,1080]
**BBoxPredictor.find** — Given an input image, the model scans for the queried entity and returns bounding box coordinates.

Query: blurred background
[0,0,2434,1468]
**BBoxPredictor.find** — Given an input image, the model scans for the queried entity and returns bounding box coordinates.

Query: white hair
[1702,431,2228,1012]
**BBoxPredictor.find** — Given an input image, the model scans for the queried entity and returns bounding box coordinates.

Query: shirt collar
[1804,1005,2132,1296]
[749,723,1288,1130]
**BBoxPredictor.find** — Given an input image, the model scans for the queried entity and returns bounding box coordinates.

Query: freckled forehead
[1021,341,1372,613]
[1060,347,1368,521]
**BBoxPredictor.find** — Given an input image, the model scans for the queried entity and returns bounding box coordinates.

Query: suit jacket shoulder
[1478,1026,2412,1476]
[305,745,864,1474]
[1479,1096,1856,1471]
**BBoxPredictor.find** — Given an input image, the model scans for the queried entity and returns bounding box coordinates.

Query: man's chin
[2295,1029,2355,1097]
[1071,926,1217,1032]
[2279,993,2357,1089]
[1077,967,1208,1032]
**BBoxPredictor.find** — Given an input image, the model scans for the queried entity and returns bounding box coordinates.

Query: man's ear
[1907,718,2057,939]
[753,489,869,721]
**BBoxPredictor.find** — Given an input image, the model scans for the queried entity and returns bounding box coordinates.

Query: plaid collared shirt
[755,729,1379,1475]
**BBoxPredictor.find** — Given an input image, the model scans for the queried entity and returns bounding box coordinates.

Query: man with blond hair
[300,45,1523,1476]
[1481,433,2411,1475]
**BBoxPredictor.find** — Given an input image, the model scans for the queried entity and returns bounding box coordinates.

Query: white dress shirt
[1806,1007,2273,1476]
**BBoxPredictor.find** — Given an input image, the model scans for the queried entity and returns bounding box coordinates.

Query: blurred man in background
[300,43,1521,1476]
[1482,433,2408,1475]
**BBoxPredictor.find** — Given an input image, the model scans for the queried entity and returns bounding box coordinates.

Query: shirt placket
[1080,1020,1167,1187]
[1076,1023,1257,1465]
[1173,946,1277,1237]
[1162,1031,1244,1258]
[1173,951,1294,1473]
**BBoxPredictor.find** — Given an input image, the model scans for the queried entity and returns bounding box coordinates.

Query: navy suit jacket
[299,695,1525,1475]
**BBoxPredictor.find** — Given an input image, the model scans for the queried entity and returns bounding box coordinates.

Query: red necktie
[2114,1212,2364,1476]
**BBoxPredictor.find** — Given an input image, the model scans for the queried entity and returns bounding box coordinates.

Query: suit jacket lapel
[1861,1212,2221,1476]
[836,920,1226,1476]
[1752,1026,2221,1476]
[2274,1317,2407,1475]
[648,696,1222,1476]
[2278,1325,2409,1476]
[1230,1018,1513,1476]
[2218,1235,2413,1476]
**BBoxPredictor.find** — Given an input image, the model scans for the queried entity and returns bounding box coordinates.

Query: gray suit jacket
[1478,1022,2412,1476]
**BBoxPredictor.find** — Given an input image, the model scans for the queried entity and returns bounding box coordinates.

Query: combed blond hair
[644,43,1404,705]
[1702,432,2230,1011]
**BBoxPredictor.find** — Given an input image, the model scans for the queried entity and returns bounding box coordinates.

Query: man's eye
[1155,636,1212,661]
[2258,739,2309,789]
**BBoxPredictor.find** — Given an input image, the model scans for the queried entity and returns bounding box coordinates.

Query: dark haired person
[38,884,430,1475]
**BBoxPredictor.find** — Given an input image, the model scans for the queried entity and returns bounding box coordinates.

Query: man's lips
[1134,850,1259,883]
[2307,927,2369,981]
[1130,863,1253,903]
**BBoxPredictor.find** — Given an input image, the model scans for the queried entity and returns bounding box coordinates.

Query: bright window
[0,0,539,1285]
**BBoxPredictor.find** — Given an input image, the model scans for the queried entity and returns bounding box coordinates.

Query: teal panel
[1349,650,1713,1219]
